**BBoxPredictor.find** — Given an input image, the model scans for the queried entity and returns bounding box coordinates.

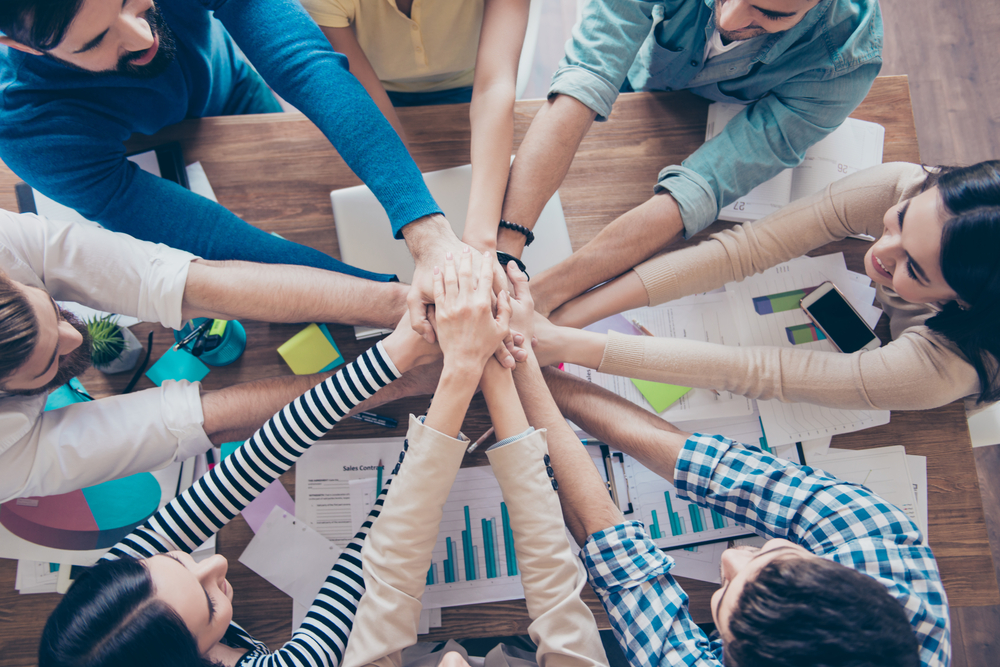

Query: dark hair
[724,558,919,667]
[921,160,1000,404]
[0,271,39,383]
[40,557,220,667]
[0,0,85,51]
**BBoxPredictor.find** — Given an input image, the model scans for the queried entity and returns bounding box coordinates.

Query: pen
[376,459,383,496]
[350,412,398,428]
[173,320,212,351]
[467,426,495,453]
[631,319,655,337]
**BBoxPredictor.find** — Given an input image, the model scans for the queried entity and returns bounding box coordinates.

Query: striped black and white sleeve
[105,342,401,561]
[240,472,397,667]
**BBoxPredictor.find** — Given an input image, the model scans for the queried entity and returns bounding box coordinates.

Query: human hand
[379,312,442,373]
[504,262,534,360]
[432,247,511,373]
[404,214,468,344]
[405,215,518,367]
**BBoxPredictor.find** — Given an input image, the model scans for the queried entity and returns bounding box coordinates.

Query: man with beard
[0,208,425,502]
[489,0,883,318]
[0,0,469,301]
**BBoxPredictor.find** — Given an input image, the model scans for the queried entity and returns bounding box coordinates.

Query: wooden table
[0,76,995,664]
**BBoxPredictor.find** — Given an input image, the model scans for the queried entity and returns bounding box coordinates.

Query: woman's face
[864,186,959,304]
[145,552,235,654]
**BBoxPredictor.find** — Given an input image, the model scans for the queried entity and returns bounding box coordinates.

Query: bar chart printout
[753,286,819,315]
[623,452,754,549]
[350,467,525,609]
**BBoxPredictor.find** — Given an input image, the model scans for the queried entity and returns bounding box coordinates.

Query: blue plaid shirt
[581,434,949,667]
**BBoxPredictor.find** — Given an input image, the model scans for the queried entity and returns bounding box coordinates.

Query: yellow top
[302,0,484,93]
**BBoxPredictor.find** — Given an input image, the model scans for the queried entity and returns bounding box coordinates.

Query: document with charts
[705,102,885,223]
[726,256,890,446]
[562,292,754,422]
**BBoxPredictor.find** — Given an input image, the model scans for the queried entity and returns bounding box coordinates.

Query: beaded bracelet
[496,251,529,281]
[498,219,535,246]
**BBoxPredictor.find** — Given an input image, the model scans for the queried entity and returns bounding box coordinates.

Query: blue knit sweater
[0,0,441,274]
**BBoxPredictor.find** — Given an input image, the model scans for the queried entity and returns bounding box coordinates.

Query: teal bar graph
[650,509,662,539]
[426,563,437,585]
[462,506,476,581]
[711,509,728,529]
[444,537,456,583]
[501,502,518,576]
[490,518,500,578]
[688,504,705,532]
[482,518,500,579]
[664,492,684,536]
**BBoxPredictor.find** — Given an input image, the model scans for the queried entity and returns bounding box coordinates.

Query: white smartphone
[799,281,881,353]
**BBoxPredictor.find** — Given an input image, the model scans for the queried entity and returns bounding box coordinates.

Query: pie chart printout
[0,473,161,551]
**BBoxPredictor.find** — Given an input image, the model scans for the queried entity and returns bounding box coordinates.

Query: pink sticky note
[242,481,296,533]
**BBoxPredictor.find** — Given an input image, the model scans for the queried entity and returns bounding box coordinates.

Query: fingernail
[514,334,524,345]
[434,266,440,275]
[462,245,470,253]
[446,252,453,260]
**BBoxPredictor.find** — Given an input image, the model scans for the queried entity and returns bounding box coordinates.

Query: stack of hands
[384,245,538,416]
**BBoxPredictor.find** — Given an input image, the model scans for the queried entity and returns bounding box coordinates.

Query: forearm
[550,270,648,328]
[541,366,688,482]
[511,354,621,544]
[464,85,516,250]
[531,193,682,315]
[216,0,440,234]
[319,25,410,145]
[498,95,596,256]
[182,259,408,328]
[109,344,401,559]
[480,360,529,440]
[423,362,482,438]
[534,325,606,368]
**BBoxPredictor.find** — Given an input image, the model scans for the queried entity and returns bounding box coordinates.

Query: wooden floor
[525,0,1000,662]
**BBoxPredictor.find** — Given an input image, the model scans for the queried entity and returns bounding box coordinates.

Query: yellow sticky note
[277,323,343,375]
[630,378,692,413]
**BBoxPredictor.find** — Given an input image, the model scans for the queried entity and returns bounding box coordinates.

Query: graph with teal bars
[626,450,754,548]
[351,466,525,609]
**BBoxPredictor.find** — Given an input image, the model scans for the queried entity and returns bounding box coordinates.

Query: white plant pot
[94,326,144,374]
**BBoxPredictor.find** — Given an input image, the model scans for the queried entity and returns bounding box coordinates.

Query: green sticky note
[630,378,692,413]
[277,323,344,375]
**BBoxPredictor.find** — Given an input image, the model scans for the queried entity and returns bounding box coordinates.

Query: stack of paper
[562,292,755,422]
[706,102,885,223]
[726,253,889,446]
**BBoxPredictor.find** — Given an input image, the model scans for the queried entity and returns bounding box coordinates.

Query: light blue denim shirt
[550,0,882,237]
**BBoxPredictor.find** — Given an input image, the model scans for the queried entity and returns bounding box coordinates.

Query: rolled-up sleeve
[0,381,211,502]
[663,62,882,237]
[582,521,722,666]
[0,210,195,329]
[548,0,659,120]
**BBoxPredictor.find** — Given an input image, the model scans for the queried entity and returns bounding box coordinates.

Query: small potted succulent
[86,314,143,374]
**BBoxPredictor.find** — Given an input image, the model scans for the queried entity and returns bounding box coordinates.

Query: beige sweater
[599,162,981,411]
[342,416,606,667]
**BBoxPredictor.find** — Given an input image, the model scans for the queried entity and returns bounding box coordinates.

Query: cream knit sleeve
[598,328,980,411]
[633,162,928,306]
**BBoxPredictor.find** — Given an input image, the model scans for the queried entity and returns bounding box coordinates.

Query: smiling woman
[36,323,438,667]
[535,160,1000,412]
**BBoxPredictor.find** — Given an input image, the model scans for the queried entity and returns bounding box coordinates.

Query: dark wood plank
[952,605,1000,665]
